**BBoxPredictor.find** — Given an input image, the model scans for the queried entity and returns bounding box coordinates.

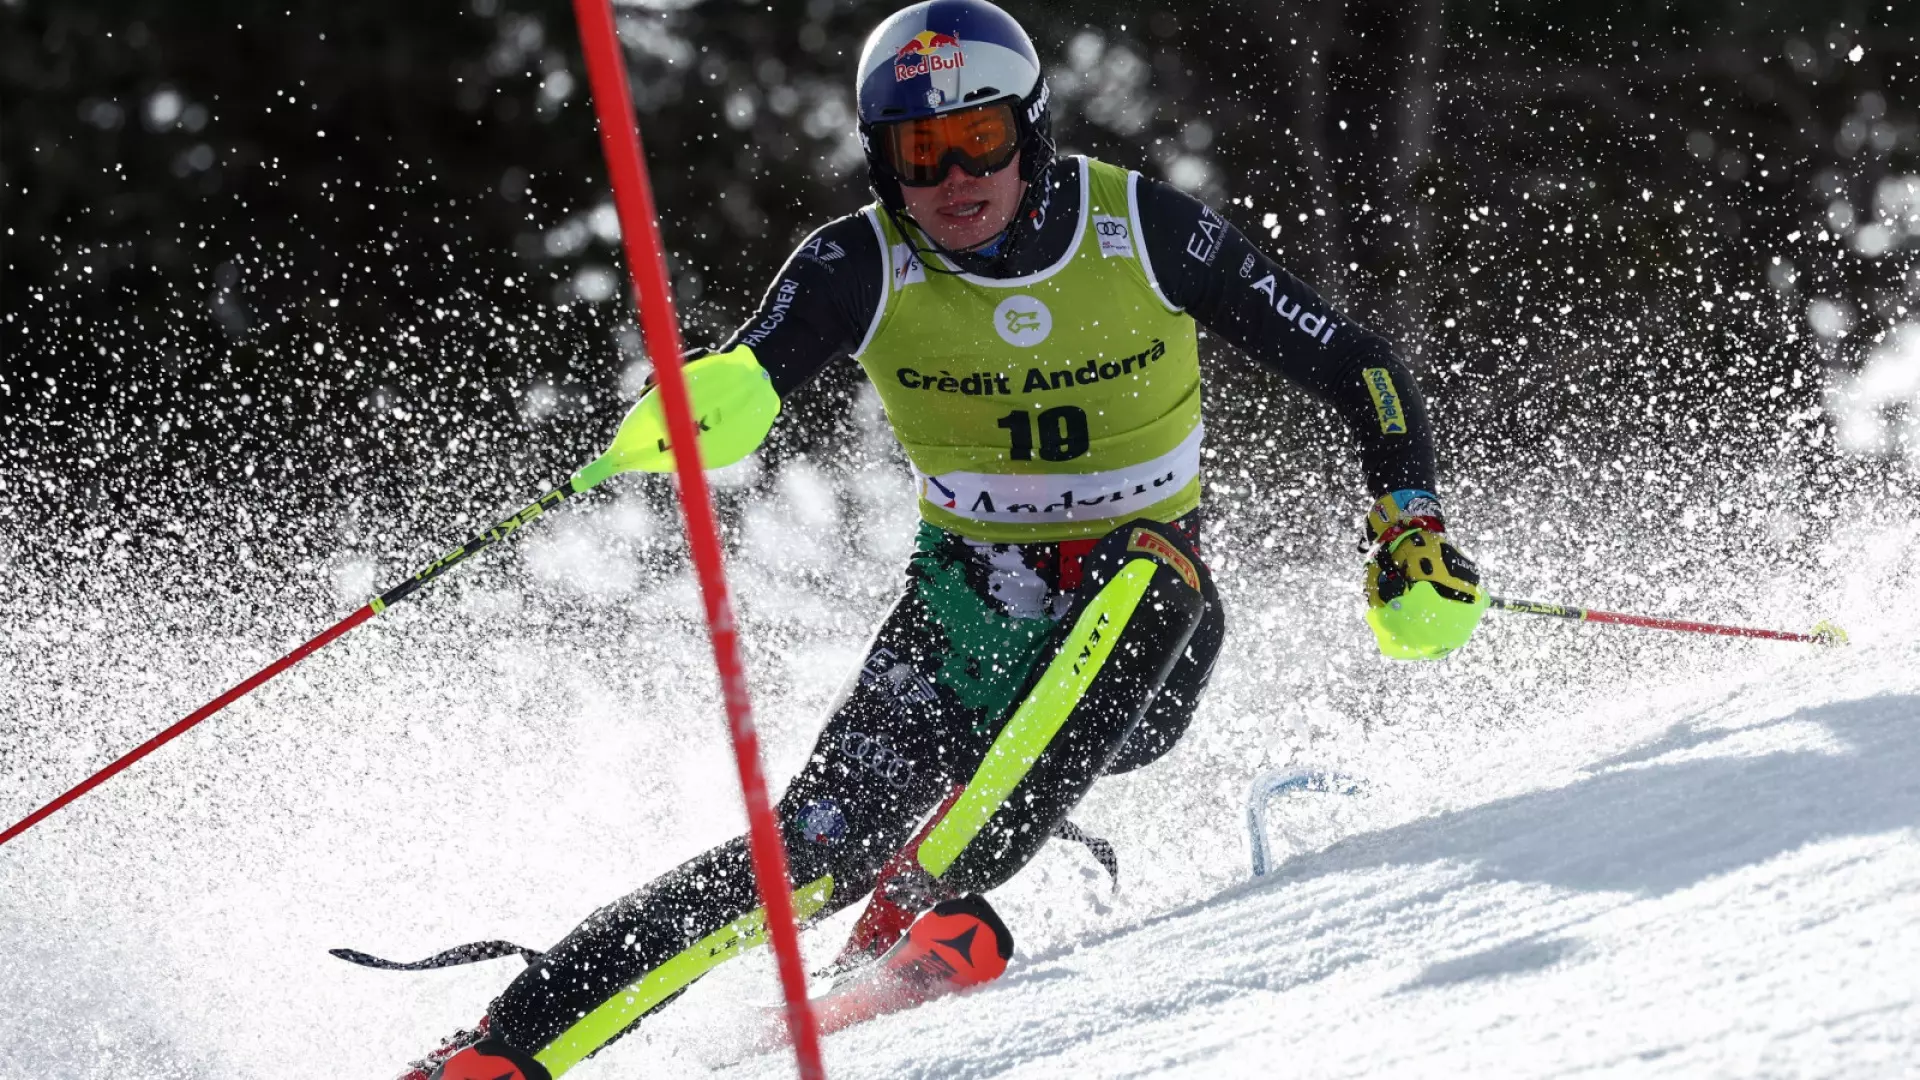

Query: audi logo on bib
[1093,214,1134,259]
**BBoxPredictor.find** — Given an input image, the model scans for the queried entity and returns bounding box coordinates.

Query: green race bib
[857,157,1204,542]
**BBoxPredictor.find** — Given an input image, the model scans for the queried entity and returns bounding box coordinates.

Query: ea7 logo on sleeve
[861,647,939,708]
[798,236,845,264]
[1186,205,1227,265]
[1363,367,1407,434]
[1126,528,1201,593]
[1094,215,1134,258]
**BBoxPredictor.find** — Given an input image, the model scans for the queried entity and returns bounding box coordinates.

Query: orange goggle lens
[880,102,1020,187]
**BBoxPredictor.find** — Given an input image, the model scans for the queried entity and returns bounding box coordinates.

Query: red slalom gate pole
[1490,595,1847,646]
[569,3,826,1077]
[0,606,375,848]
[1,468,594,850]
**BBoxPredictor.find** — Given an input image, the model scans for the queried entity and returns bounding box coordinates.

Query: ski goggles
[877,101,1021,187]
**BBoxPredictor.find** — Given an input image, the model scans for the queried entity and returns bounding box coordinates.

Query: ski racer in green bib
[403,2,1487,1076]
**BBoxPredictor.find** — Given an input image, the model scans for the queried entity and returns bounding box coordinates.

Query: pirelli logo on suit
[1125,527,1201,593]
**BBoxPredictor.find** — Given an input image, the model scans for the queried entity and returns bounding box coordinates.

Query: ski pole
[568,0,825,1075]
[0,417,679,851]
[1489,595,1848,646]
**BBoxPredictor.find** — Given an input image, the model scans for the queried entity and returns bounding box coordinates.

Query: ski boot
[397,1018,487,1080]
[429,1040,549,1080]
[878,893,1013,995]
[810,893,1013,1036]
[398,1016,550,1080]
[825,785,1115,980]
[822,785,966,979]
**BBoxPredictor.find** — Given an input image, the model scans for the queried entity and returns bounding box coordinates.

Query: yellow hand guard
[572,345,780,491]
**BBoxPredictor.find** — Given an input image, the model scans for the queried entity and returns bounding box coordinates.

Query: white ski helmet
[854,0,1054,213]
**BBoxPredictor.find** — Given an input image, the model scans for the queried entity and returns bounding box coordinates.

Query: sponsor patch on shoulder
[798,236,845,264]
[1126,528,1201,593]
[1186,205,1226,265]
[891,242,925,289]
[1363,367,1406,434]
[1093,214,1134,258]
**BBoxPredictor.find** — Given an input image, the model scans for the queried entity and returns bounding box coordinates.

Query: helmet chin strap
[887,164,1050,278]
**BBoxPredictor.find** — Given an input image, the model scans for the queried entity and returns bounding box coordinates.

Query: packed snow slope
[2,421,1915,1078]
[698,639,1920,1080]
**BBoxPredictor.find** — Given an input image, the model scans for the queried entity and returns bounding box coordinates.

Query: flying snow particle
[1855,224,1893,257]
[588,202,621,243]
[1807,298,1851,339]
[145,88,183,129]
[572,266,616,303]
[1828,321,1920,456]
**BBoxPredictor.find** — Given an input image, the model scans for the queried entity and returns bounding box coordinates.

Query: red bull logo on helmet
[893,30,965,82]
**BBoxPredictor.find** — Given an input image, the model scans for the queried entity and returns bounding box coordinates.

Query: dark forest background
[4,0,1919,553]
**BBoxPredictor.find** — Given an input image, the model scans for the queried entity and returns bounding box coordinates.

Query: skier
[406,2,1486,1076]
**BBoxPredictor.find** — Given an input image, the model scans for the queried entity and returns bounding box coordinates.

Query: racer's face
[899,151,1027,253]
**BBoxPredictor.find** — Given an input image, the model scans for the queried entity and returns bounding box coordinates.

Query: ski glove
[1362,490,1488,660]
